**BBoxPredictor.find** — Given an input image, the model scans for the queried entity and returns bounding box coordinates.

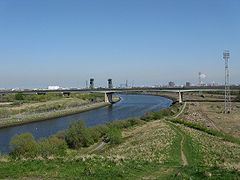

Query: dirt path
[198,103,220,131]
[180,131,188,166]
[172,103,189,165]
[174,102,186,118]
[165,121,189,166]
[89,142,106,154]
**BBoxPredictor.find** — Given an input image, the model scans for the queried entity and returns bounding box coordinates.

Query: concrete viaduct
[100,89,233,104]
[1,86,239,104]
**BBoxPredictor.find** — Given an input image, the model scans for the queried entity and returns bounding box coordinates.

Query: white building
[48,86,60,90]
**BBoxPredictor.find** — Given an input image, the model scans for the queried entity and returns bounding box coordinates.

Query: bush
[65,121,94,148]
[10,133,38,158]
[64,118,140,149]
[10,133,67,158]
[107,127,122,145]
[141,109,173,121]
[15,93,25,101]
[91,125,109,137]
[88,128,101,143]
[107,118,145,129]
[38,136,67,157]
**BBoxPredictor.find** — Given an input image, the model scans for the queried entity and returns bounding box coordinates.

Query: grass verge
[166,117,240,145]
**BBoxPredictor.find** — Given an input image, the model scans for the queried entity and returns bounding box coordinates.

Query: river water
[0,94,172,153]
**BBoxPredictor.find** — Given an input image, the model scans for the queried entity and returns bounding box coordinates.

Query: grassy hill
[0,103,240,179]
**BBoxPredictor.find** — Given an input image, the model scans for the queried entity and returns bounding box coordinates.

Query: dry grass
[0,155,10,162]
[182,102,240,138]
[104,120,176,163]
[0,101,109,128]
[179,124,240,170]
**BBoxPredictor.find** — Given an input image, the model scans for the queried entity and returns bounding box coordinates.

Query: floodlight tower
[223,50,231,113]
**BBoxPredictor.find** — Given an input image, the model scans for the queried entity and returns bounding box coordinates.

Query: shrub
[107,118,145,129]
[54,130,66,140]
[88,128,101,143]
[10,132,68,158]
[10,133,38,158]
[107,127,122,145]
[64,118,139,149]
[91,125,109,137]
[141,109,173,121]
[38,136,67,157]
[65,121,94,148]
[15,93,25,101]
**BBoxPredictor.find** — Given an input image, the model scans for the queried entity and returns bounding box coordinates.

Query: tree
[65,121,94,149]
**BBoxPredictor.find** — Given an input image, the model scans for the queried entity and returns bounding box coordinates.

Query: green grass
[165,121,203,166]
[1,158,239,179]
[163,123,182,166]
[182,128,203,166]
[167,166,240,180]
[0,158,162,179]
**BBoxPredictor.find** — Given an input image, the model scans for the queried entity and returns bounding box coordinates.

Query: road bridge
[1,86,239,104]
[98,88,233,103]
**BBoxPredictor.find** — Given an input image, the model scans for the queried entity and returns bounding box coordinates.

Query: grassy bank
[166,117,240,145]
[0,101,110,129]
[1,158,239,179]
[1,98,240,179]
[2,113,240,179]
[0,93,118,129]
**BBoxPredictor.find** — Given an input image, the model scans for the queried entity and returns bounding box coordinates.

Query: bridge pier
[104,92,113,103]
[178,91,183,103]
[36,92,46,95]
[62,92,71,97]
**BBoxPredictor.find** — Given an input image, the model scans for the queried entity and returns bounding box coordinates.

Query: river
[0,94,172,153]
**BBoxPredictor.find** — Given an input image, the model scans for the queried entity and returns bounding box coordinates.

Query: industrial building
[90,78,94,89]
[108,79,113,89]
[168,81,175,88]
[185,82,191,87]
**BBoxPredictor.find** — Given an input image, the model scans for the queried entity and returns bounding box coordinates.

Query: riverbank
[0,102,109,129]
[0,96,120,129]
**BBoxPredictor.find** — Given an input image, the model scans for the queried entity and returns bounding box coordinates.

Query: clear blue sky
[0,0,239,88]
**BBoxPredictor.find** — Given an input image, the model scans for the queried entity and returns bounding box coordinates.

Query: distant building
[90,78,94,89]
[168,81,175,88]
[125,80,128,88]
[48,86,60,90]
[185,82,191,87]
[108,79,113,89]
